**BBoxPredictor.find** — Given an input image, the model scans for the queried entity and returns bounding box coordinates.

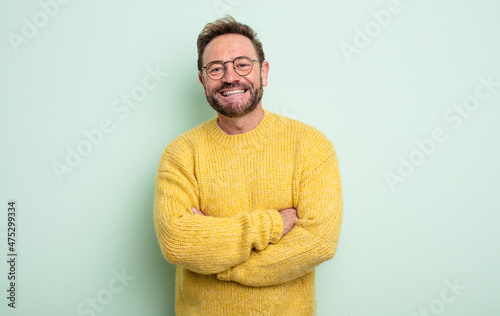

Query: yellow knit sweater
[154,110,343,315]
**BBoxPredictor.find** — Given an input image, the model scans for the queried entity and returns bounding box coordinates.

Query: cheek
[251,76,262,88]
[207,83,220,95]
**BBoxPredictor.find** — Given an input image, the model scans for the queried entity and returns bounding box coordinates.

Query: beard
[205,77,264,118]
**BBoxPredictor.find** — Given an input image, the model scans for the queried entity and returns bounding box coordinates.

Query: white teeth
[222,89,245,96]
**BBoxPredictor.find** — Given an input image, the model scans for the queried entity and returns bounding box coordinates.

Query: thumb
[191,207,205,216]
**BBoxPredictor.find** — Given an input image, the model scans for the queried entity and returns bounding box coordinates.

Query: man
[154,16,343,315]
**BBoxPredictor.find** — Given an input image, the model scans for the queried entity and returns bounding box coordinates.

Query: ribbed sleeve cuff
[268,209,283,244]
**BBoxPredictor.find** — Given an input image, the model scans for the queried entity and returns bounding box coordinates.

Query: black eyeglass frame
[200,56,263,80]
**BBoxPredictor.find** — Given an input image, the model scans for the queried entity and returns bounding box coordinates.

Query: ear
[260,61,269,87]
[198,72,206,89]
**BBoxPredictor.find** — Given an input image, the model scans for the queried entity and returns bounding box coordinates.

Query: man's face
[199,34,269,118]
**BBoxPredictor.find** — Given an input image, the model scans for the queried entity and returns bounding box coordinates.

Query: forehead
[203,33,258,64]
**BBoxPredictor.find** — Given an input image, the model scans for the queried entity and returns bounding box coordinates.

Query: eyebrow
[205,56,255,65]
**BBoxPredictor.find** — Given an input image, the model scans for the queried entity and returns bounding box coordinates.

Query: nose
[222,61,240,83]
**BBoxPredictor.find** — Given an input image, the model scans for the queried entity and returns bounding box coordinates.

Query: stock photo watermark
[410,278,467,316]
[268,105,296,119]
[213,0,245,17]
[7,0,73,53]
[384,75,499,192]
[51,65,168,183]
[340,0,422,63]
[75,268,135,316]
[5,201,18,308]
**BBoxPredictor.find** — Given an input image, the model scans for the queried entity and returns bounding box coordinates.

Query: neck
[217,104,264,135]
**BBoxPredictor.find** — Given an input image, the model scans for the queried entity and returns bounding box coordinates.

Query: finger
[191,207,205,216]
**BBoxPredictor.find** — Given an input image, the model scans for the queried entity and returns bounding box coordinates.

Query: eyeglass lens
[206,57,254,79]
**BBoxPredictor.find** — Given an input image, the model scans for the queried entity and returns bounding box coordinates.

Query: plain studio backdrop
[1,0,499,315]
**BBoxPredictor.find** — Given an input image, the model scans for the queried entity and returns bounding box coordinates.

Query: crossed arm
[191,207,298,238]
[154,137,342,287]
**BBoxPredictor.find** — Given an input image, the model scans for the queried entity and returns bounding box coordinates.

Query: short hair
[197,16,265,71]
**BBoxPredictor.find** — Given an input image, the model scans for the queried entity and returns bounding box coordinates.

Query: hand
[191,207,205,216]
[279,208,298,237]
[191,206,297,237]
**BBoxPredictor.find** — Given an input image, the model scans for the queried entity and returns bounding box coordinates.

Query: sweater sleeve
[154,138,283,275]
[216,138,343,287]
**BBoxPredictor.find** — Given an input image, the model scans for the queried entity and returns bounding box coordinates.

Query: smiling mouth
[220,89,247,97]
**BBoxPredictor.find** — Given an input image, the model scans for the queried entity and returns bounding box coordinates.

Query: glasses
[200,56,261,80]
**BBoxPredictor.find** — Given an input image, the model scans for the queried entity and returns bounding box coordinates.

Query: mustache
[214,82,252,93]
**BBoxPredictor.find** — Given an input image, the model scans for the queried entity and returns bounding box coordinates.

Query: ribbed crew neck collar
[206,109,276,148]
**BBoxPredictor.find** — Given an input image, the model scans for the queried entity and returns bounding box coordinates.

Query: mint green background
[1,1,499,315]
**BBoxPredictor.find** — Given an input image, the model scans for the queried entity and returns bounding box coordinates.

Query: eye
[234,57,253,72]
[209,67,223,74]
[207,62,224,75]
